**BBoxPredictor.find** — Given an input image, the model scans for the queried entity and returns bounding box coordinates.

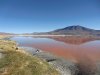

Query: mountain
[0,32,11,35]
[45,25,100,35]
[0,32,15,35]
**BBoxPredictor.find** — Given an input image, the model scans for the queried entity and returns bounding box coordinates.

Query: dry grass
[0,40,17,51]
[0,35,10,39]
[0,40,59,75]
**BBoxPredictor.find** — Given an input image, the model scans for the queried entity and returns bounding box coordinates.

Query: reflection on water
[11,36,100,63]
[11,36,100,74]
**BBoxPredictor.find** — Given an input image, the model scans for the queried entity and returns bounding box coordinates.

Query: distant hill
[0,32,13,35]
[1,25,100,36]
[38,25,100,36]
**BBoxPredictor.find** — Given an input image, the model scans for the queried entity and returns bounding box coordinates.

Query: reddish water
[11,36,100,63]
[11,36,100,74]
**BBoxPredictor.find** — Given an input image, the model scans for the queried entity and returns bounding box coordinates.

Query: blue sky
[0,0,100,33]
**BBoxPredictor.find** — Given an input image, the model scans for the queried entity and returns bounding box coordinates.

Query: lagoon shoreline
[1,36,100,75]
